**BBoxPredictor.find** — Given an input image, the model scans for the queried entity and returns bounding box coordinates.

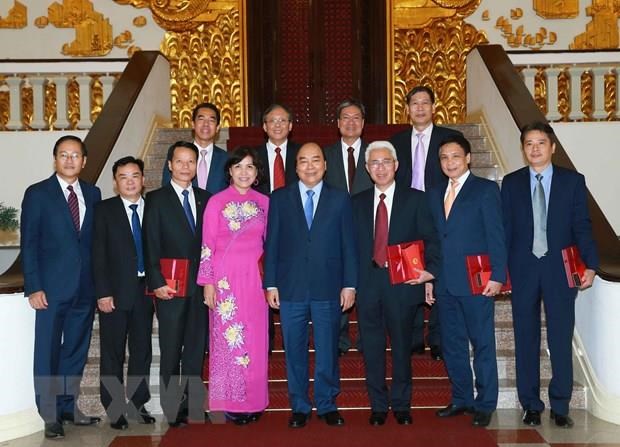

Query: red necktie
[67,185,80,233]
[273,147,285,191]
[347,146,356,193]
[373,193,388,267]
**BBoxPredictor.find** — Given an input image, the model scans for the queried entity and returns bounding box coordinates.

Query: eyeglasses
[57,152,82,161]
[339,115,363,123]
[265,118,290,126]
[368,159,395,169]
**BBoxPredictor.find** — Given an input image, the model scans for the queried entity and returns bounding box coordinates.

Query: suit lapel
[547,164,561,229]
[312,183,333,233]
[446,174,474,222]
[288,183,309,234]
[165,183,194,235]
[330,144,347,190]
[285,143,298,184]
[352,141,369,193]
[112,196,135,250]
[48,175,78,234]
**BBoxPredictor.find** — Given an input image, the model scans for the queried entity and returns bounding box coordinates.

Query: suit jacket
[428,174,507,297]
[352,184,440,301]
[390,125,463,191]
[254,141,301,195]
[501,165,599,291]
[263,181,358,301]
[93,196,146,310]
[161,144,228,195]
[324,140,373,195]
[143,183,210,297]
[21,174,101,300]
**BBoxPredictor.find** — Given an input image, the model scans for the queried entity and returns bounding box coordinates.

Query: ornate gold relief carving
[0,1,27,28]
[161,7,244,127]
[393,0,479,29]
[534,0,579,19]
[571,0,619,49]
[391,15,488,124]
[494,15,557,49]
[113,30,134,48]
[133,15,147,27]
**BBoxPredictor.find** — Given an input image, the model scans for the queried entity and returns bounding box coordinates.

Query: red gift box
[146,258,190,297]
[562,245,586,288]
[387,240,425,285]
[465,254,511,295]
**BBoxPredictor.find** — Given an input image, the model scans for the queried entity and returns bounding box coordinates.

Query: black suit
[390,124,463,352]
[254,141,301,195]
[143,183,210,422]
[352,184,440,411]
[93,196,154,419]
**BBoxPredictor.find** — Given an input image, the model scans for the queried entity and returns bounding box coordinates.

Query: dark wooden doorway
[246,0,387,125]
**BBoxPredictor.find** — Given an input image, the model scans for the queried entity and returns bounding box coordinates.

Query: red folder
[562,245,586,288]
[387,240,425,285]
[146,258,190,297]
[465,254,511,295]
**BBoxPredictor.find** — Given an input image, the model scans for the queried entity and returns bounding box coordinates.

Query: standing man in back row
[324,99,373,355]
[390,85,463,360]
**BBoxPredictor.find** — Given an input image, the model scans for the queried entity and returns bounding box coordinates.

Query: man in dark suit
[93,156,155,430]
[144,141,211,426]
[21,135,102,439]
[502,122,598,428]
[264,143,357,428]
[390,85,463,359]
[324,99,373,356]
[427,135,507,427]
[254,103,301,196]
[352,141,440,426]
[161,102,228,194]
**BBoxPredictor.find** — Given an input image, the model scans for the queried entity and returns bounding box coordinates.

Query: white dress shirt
[266,139,289,192]
[56,175,85,229]
[340,137,362,192]
[121,196,145,275]
[170,179,197,225]
[443,170,471,202]
[373,181,396,231]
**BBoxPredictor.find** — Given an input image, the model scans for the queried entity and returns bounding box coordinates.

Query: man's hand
[482,280,502,297]
[203,284,216,310]
[579,268,596,290]
[425,282,435,305]
[266,289,280,309]
[404,269,435,286]
[97,296,115,313]
[28,290,48,310]
[340,288,356,311]
[154,285,176,300]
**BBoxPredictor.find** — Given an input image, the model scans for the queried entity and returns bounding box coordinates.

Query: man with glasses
[21,135,102,439]
[352,141,440,426]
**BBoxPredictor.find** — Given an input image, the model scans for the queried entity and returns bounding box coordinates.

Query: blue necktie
[304,189,315,229]
[182,189,196,233]
[129,204,144,273]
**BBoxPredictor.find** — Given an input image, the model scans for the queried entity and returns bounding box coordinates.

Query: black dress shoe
[394,410,412,425]
[522,409,541,426]
[288,412,310,428]
[436,404,474,418]
[411,344,426,355]
[135,406,156,424]
[168,413,188,428]
[248,412,262,423]
[110,415,129,430]
[44,422,65,439]
[472,411,493,427]
[60,410,101,426]
[338,349,348,357]
[369,411,387,426]
[430,345,442,360]
[318,410,345,426]
[550,410,574,428]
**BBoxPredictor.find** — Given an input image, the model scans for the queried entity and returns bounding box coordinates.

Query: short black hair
[166,141,199,163]
[520,121,554,145]
[112,156,144,177]
[262,103,293,123]
[336,98,366,119]
[405,85,435,104]
[192,102,220,125]
[53,135,87,157]
[439,134,471,156]
[225,146,265,185]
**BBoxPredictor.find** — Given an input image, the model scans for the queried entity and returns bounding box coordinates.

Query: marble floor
[4,409,620,447]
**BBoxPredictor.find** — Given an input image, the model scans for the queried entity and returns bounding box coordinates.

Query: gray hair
[365,140,398,163]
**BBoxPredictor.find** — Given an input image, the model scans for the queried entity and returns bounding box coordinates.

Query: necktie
[373,193,388,267]
[129,204,144,273]
[182,189,196,233]
[273,147,285,190]
[197,149,208,189]
[347,146,356,193]
[304,190,315,229]
[532,173,547,258]
[411,133,426,191]
[444,180,459,218]
[67,185,80,233]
